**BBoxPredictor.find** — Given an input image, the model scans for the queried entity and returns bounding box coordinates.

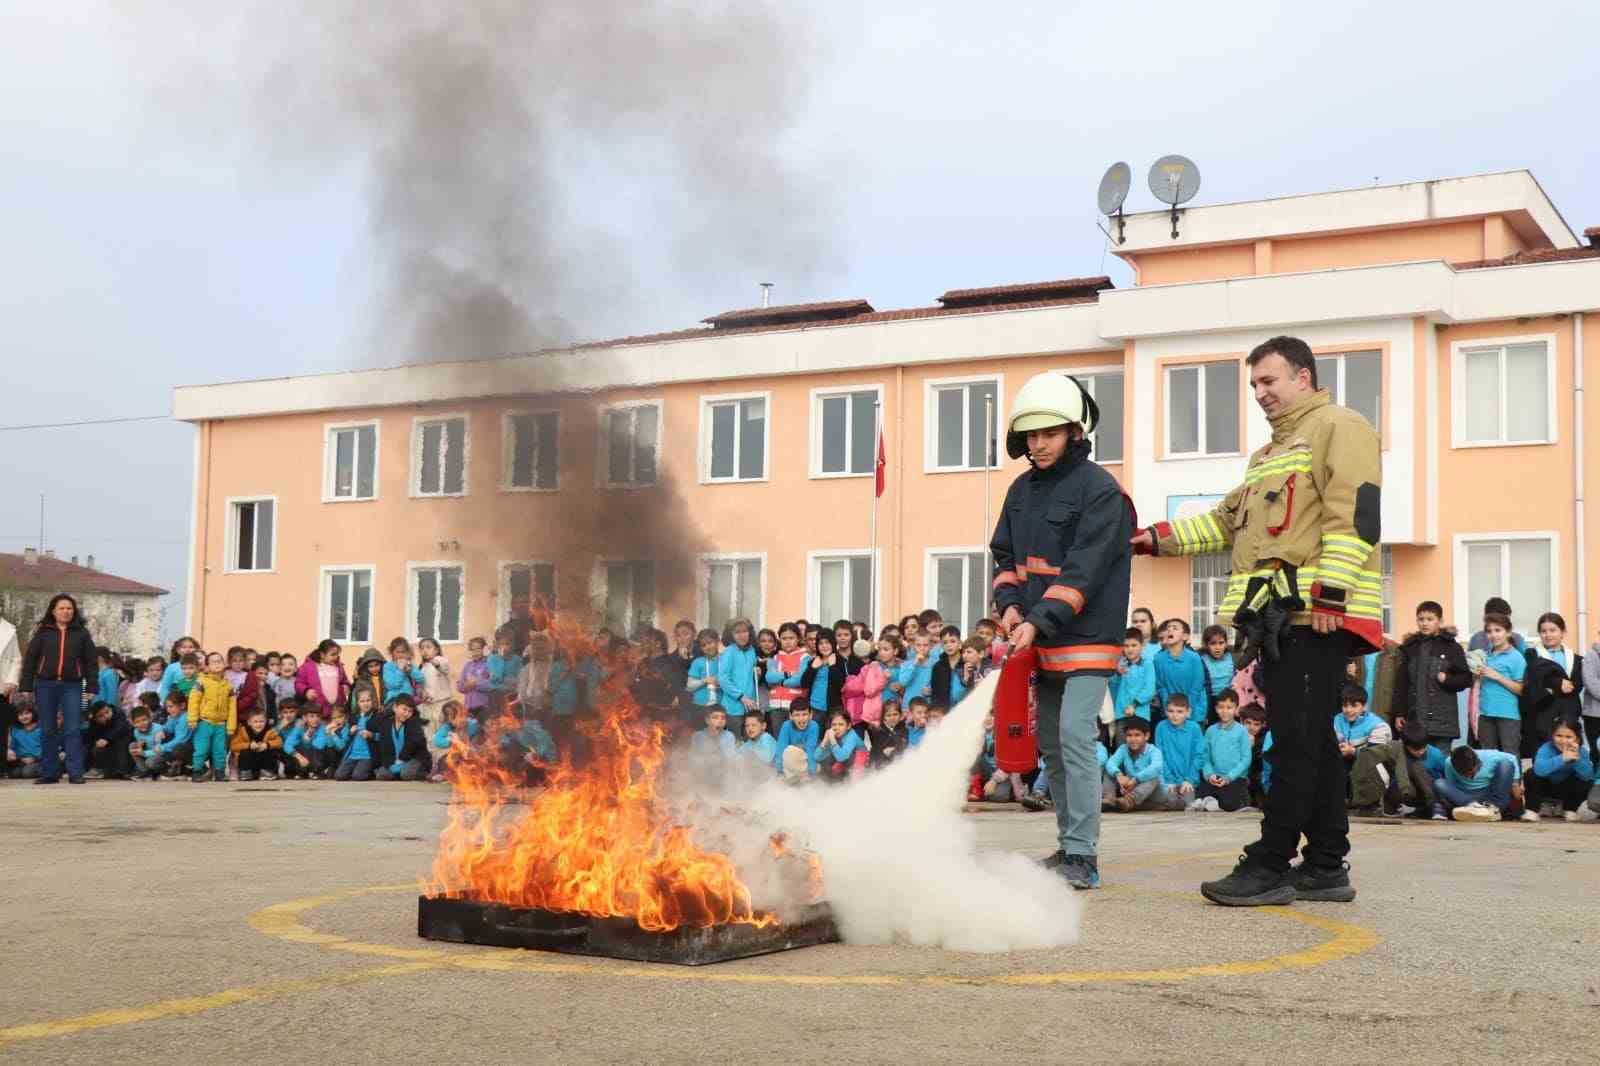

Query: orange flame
[424,617,782,931]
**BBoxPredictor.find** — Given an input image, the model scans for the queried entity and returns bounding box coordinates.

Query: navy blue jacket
[990,439,1134,675]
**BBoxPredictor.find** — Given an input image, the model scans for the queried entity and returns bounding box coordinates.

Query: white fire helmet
[1005,372,1099,460]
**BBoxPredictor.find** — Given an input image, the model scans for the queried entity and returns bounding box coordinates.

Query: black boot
[1200,854,1296,907]
[1290,861,1356,902]
[1037,849,1066,869]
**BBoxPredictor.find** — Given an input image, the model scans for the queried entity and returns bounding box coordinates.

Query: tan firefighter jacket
[1149,389,1384,652]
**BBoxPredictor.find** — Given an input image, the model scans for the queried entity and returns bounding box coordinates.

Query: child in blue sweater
[815,710,867,783]
[128,704,164,779]
[381,638,427,707]
[1199,625,1235,720]
[686,629,724,720]
[1102,719,1168,811]
[335,687,380,781]
[905,698,929,748]
[1153,619,1210,727]
[736,710,778,771]
[5,703,43,778]
[1154,693,1204,807]
[1110,628,1157,740]
[428,700,480,781]
[1528,720,1594,820]
[1241,703,1273,807]
[716,620,759,735]
[773,701,820,775]
[1194,690,1251,811]
[691,706,737,760]
[96,647,121,711]
[281,705,328,779]
[895,632,937,705]
[486,633,524,718]
[1436,745,1529,822]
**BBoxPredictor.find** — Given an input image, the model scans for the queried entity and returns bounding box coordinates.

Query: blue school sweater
[346,712,375,761]
[157,661,187,703]
[431,719,480,748]
[716,644,758,717]
[283,723,324,756]
[738,732,778,767]
[1153,646,1209,722]
[773,720,821,771]
[1531,741,1595,784]
[1444,748,1521,792]
[1201,720,1252,782]
[1201,653,1235,708]
[1095,741,1108,772]
[157,714,191,754]
[691,728,737,759]
[1332,710,1390,747]
[1478,648,1525,720]
[1154,718,1204,787]
[1105,743,1164,783]
[8,722,42,760]
[380,662,426,705]
[906,724,926,748]
[486,653,523,694]
[131,723,163,754]
[896,654,936,704]
[97,667,120,709]
[1412,743,1447,780]
[822,728,866,765]
[687,656,721,707]
[1111,656,1157,721]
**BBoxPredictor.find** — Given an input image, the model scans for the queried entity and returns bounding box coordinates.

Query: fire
[424,618,782,931]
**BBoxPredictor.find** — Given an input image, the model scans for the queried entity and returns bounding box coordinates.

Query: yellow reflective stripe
[1322,533,1374,553]
[1317,558,1364,584]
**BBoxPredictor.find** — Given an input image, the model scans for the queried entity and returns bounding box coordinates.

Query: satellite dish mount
[1147,155,1201,239]
[1096,162,1131,245]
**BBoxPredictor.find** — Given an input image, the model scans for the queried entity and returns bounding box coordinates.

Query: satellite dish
[1097,162,1131,245]
[1147,155,1201,238]
[1097,162,1131,215]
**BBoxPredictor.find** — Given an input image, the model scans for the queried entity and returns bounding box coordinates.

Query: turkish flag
[875,426,886,498]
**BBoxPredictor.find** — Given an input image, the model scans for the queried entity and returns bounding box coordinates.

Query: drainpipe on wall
[1575,312,1587,642]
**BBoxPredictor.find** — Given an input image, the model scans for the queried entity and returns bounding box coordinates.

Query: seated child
[1101,719,1168,812]
[1195,689,1250,811]
[1154,694,1204,808]
[1528,719,1594,820]
[905,698,929,748]
[772,700,820,774]
[281,705,328,780]
[1111,627,1156,740]
[335,686,381,781]
[1334,684,1392,796]
[429,699,480,782]
[128,704,164,779]
[273,700,301,757]
[374,695,432,781]
[5,702,43,778]
[867,701,907,768]
[1241,703,1273,808]
[690,706,737,760]
[1199,625,1235,720]
[86,701,134,780]
[1435,745,1530,822]
[148,690,192,779]
[736,710,778,770]
[320,708,351,780]
[815,710,868,783]
[498,705,557,786]
[926,705,948,728]
[970,710,1025,802]
[1349,719,1444,817]
[230,708,284,781]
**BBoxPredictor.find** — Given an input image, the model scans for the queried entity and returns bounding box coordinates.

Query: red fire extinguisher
[992,644,1038,773]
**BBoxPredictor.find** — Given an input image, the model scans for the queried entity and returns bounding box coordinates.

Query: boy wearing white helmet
[992,372,1135,890]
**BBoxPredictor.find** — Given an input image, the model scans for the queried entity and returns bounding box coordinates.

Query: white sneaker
[1578,805,1599,823]
[1518,809,1540,823]
[1565,810,1581,822]
[1397,803,1418,817]
[1185,798,1205,812]
[1452,802,1501,823]
[1203,797,1221,812]
[1431,811,1449,821]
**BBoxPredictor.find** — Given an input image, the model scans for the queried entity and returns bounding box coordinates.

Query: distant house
[0,549,167,656]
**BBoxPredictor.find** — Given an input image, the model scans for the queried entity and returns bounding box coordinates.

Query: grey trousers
[1036,672,1108,857]
[375,759,428,781]
[1101,773,1166,810]
[1477,716,1520,756]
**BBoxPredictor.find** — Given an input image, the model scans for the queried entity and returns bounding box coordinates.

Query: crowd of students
[4,597,1597,826]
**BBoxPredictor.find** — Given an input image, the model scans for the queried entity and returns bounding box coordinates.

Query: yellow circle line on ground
[0,855,1380,1045]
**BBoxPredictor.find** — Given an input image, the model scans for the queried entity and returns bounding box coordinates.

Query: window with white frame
[601,404,660,487]
[413,416,467,496]
[703,394,768,482]
[1315,350,1382,435]
[1191,552,1232,635]
[1166,362,1239,457]
[505,412,558,491]
[702,556,763,629]
[813,388,879,476]
[1078,371,1124,463]
[929,378,999,471]
[228,498,275,572]
[326,422,378,500]
[121,601,135,625]
[1458,340,1553,445]
[410,565,463,643]
[324,567,373,643]
[929,551,989,635]
[812,553,874,625]
[598,561,656,634]
[1462,536,1555,638]
[503,561,556,615]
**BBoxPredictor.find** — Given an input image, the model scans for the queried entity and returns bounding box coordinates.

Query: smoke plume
[680,672,1084,952]
[118,0,836,363]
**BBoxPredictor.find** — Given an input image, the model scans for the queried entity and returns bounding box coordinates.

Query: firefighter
[991,372,1134,890]
[1133,335,1383,907]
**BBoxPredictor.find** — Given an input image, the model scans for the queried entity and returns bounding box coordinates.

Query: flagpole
[870,400,880,630]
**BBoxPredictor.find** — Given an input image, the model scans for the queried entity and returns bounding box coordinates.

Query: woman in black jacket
[18,593,99,785]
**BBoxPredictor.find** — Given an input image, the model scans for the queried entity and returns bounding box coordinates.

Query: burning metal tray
[417,895,838,966]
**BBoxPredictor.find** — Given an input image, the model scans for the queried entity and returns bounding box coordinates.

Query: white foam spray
[677,671,1081,952]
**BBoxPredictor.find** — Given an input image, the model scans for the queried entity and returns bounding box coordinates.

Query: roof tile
[0,553,167,597]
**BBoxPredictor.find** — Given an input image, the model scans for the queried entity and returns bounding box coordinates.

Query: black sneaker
[33,776,59,785]
[1057,854,1100,890]
[1019,792,1050,812]
[192,771,208,783]
[68,775,86,784]
[1290,861,1356,902]
[1037,849,1067,869]
[1200,855,1296,907]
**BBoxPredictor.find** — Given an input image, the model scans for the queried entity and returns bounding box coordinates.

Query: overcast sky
[2,1,1595,638]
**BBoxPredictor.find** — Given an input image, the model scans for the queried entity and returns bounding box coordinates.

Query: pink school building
[175,170,1600,655]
